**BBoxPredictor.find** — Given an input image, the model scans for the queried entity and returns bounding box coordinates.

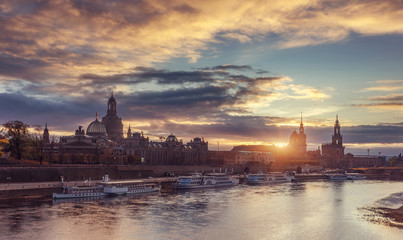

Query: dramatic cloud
[356,81,403,112]
[1,0,403,85]
[1,1,403,154]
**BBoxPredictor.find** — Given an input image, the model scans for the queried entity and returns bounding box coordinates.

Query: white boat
[328,174,348,181]
[52,186,105,199]
[346,173,367,180]
[99,175,161,196]
[327,172,366,181]
[174,173,239,189]
[247,172,294,185]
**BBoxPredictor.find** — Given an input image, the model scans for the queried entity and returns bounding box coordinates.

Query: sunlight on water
[1,181,403,240]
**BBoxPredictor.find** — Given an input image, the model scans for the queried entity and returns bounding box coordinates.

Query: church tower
[322,115,345,160]
[102,93,123,142]
[298,113,307,153]
[127,125,132,138]
[43,123,50,144]
[332,115,343,146]
[107,92,117,115]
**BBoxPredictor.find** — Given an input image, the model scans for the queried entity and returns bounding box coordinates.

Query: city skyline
[0,1,402,155]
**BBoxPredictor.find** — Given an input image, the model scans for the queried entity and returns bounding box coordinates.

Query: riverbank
[379,206,403,228]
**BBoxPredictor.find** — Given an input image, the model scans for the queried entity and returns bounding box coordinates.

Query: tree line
[0,120,57,165]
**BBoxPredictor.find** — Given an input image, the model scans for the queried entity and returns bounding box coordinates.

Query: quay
[0,177,179,200]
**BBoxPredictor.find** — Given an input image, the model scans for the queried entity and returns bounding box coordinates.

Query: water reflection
[0,181,402,240]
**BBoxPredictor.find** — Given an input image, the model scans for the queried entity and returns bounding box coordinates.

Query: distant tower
[43,123,50,143]
[322,115,345,160]
[299,112,304,134]
[332,114,343,146]
[107,92,117,115]
[127,125,132,138]
[298,113,307,153]
[288,113,307,154]
[102,93,123,142]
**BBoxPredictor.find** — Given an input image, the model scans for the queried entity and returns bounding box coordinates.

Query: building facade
[121,132,208,165]
[235,151,275,165]
[51,94,210,165]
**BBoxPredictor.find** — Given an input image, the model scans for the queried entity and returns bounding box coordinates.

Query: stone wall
[0,165,247,183]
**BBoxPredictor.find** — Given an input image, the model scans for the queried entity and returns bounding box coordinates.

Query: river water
[1,180,402,240]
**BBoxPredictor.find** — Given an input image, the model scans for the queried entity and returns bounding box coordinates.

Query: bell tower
[107,92,117,115]
[332,115,343,146]
[102,92,123,142]
[43,123,50,144]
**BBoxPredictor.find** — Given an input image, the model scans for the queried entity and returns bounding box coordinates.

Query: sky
[0,0,402,155]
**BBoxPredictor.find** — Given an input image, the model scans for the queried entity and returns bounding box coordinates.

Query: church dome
[166,134,178,143]
[87,117,107,138]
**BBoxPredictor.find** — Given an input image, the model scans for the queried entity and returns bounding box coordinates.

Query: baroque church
[56,94,208,165]
[288,114,307,154]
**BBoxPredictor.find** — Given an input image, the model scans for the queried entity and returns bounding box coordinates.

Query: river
[1,180,402,240]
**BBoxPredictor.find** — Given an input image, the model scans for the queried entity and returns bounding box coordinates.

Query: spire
[96,112,98,119]
[300,112,303,127]
[111,91,114,98]
[43,123,50,143]
[299,112,304,134]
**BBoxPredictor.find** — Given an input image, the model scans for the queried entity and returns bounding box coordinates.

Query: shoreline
[380,206,403,227]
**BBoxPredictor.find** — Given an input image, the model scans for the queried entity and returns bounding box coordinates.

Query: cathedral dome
[166,134,178,143]
[87,117,107,138]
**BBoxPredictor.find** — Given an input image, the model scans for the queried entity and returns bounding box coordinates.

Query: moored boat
[247,172,294,185]
[99,175,161,196]
[328,174,348,181]
[174,173,239,189]
[346,173,366,180]
[52,186,105,199]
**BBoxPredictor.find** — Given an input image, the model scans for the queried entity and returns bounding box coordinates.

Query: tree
[2,121,30,160]
[30,126,46,165]
[0,133,8,158]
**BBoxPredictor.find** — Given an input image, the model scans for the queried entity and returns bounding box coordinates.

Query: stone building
[235,151,275,165]
[58,124,114,164]
[53,94,209,165]
[321,116,385,169]
[121,130,208,165]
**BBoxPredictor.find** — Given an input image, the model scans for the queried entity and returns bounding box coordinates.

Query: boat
[346,173,367,180]
[53,175,161,198]
[52,186,105,199]
[326,171,366,181]
[99,175,161,196]
[174,173,239,189]
[247,172,294,185]
[328,174,348,181]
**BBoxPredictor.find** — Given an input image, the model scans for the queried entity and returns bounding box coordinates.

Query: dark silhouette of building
[43,123,50,144]
[288,113,307,154]
[322,115,345,160]
[121,131,208,165]
[102,93,123,142]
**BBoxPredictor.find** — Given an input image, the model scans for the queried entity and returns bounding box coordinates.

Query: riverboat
[328,173,366,181]
[328,174,348,181]
[99,175,161,196]
[247,172,294,185]
[52,186,105,199]
[346,173,366,180]
[174,173,239,189]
